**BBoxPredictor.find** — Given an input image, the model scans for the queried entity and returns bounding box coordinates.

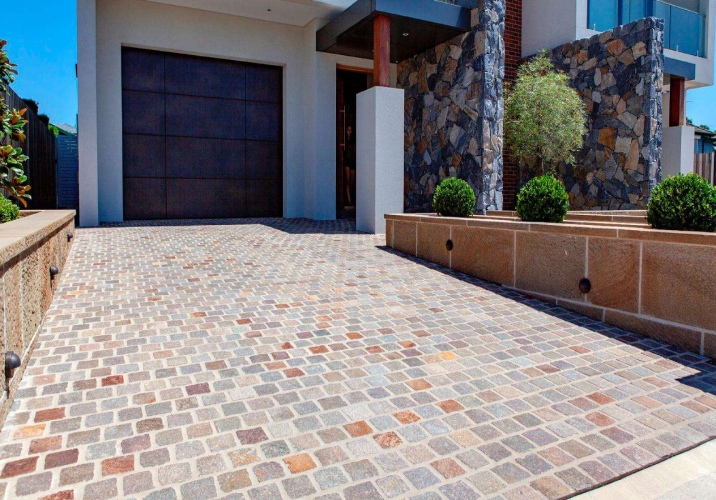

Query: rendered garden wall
[386,212,716,358]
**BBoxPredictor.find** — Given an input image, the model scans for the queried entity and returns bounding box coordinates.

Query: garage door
[121,48,283,220]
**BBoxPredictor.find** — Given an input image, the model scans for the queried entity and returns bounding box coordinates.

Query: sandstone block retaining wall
[386,213,716,359]
[0,211,75,427]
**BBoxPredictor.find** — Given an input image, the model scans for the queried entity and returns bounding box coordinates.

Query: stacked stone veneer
[399,0,505,213]
[542,18,664,210]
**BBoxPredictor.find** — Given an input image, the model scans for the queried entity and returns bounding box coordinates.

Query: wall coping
[0,210,76,264]
[385,213,716,247]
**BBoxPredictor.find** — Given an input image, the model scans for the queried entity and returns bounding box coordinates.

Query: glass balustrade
[587,0,706,57]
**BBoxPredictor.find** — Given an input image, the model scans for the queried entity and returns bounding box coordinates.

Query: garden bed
[0,210,75,427]
[386,211,716,358]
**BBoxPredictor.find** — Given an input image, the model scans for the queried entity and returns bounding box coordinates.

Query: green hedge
[516,175,569,223]
[647,174,716,232]
[432,178,476,218]
[0,197,19,223]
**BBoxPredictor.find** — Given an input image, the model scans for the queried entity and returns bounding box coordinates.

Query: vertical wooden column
[373,15,391,87]
[669,77,686,127]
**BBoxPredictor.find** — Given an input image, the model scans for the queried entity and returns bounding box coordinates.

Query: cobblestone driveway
[1,219,716,500]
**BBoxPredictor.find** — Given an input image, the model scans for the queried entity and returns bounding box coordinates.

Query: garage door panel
[122,48,164,92]
[122,48,281,220]
[167,179,246,219]
[166,137,245,179]
[246,65,282,103]
[246,141,281,180]
[122,91,166,135]
[246,102,281,141]
[166,95,245,140]
[165,54,246,100]
[123,135,166,178]
[246,180,282,217]
[123,178,167,220]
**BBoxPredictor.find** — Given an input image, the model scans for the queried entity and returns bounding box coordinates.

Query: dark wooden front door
[121,48,283,220]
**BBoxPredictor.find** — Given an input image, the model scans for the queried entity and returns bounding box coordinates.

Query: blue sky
[3,1,716,130]
[6,0,77,126]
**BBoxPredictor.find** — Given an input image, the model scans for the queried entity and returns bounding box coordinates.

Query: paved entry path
[1,219,716,500]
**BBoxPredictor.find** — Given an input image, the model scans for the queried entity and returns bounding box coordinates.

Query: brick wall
[503,0,522,209]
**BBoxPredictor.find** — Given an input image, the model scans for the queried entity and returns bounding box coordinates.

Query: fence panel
[56,135,79,214]
[2,85,57,209]
[694,153,715,185]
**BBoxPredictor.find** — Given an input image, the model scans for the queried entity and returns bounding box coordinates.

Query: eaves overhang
[316,0,474,63]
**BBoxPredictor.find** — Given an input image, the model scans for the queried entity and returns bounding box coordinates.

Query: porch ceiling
[316,0,473,63]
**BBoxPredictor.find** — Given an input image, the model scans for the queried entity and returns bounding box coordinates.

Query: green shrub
[0,196,19,223]
[432,178,476,217]
[516,175,569,222]
[647,174,716,232]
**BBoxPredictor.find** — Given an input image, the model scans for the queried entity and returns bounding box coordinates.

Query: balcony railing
[587,0,706,57]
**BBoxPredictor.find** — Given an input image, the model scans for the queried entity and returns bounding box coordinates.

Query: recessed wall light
[403,32,410,37]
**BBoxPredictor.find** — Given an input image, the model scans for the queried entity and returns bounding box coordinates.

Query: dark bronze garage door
[121,48,283,220]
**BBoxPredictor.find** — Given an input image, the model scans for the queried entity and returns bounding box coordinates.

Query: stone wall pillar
[399,0,506,213]
[471,0,506,212]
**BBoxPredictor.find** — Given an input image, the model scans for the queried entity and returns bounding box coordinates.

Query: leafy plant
[516,174,570,223]
[647,174,716,232]
[0,195,18,222]
[432,177,476,217]
[505,52,586,174]
[0,39,31,207]
[38,113,50,126]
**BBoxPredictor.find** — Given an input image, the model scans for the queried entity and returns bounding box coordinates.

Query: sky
[3,1,716,130]
[5,0,77,127]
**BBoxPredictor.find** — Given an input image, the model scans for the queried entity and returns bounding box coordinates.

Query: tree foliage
[0,39,31,207]
[505,52,586,173]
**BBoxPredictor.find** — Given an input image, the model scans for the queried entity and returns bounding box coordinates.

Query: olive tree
[1,39,31,207]
[505,52,586,175]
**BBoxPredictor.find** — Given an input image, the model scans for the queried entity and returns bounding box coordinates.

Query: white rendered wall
[86,0,380,223]
[301,19,375,221]
[77,0,99,227]
[356,87,404,234]
[522,0,581,58]
[662,125,696,177]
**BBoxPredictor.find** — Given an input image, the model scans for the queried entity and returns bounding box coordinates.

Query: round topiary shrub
[0,196,19,223]
[647,174,716,232]
[432,178,476,217]
[516,175,569,223]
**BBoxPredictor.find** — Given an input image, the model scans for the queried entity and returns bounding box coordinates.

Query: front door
[336,69,370,219]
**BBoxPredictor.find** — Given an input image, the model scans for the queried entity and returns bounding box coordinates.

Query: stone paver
[1,218,716,499]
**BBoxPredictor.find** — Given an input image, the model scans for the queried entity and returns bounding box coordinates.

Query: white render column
[662,126,696,178]
[77,0,99,226]
[356,86,404,234]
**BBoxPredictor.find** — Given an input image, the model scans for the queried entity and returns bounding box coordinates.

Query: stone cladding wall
[541,18,664,210]
[399,0,506,213]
